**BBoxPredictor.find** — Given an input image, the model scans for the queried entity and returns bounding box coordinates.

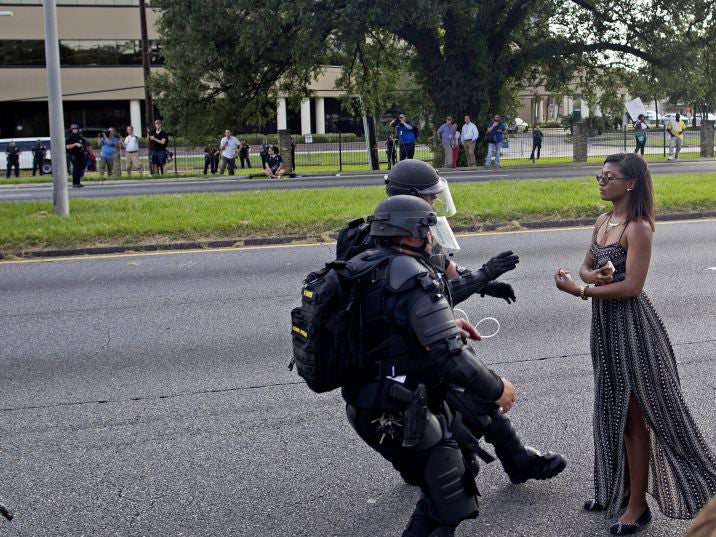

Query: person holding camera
[97,127,120,178]
[389,113,416,160]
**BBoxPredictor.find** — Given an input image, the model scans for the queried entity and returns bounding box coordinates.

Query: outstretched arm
[448,251,519,305]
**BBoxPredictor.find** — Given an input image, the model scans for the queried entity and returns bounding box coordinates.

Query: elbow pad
[448,268,491,306]
[408,292,503,400]
[432,341,504,401]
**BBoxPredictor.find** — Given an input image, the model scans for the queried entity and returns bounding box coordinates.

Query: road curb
[4,157,715,189]
[4,211,716,260]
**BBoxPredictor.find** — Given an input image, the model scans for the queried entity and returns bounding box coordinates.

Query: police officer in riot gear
[337,159,566,487]
[343,195,516,537]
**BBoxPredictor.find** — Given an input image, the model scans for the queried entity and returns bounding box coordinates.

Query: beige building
[0,1,164,137]
[0,1,354,137]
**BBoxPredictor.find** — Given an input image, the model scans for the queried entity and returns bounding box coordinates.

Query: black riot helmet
[384,159,456,216]
[368,195,437,239]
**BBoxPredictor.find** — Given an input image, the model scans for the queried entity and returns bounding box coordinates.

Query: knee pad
[423,444,478,525]
[410,411,443,451]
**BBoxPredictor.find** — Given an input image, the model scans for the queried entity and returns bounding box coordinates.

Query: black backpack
[335,217,372,261]
[289,257,391,393]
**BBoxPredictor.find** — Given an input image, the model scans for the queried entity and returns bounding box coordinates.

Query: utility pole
[42,0,69,216]
[139,0,154,132]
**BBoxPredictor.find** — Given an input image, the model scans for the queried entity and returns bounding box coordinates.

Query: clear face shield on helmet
[430,216,460,251]
[420,177,456,218]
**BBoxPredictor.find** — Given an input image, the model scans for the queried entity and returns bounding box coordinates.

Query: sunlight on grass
[2,172,715,254]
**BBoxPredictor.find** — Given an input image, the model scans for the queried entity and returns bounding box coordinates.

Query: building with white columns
[0,0,161,138]
[274,66,355,135]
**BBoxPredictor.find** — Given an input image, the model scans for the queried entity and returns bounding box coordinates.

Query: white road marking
[0,193,32,198]
[707,267,716,271]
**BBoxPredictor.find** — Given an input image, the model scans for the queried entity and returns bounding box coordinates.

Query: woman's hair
[272,145,280,154]
[604,153,655,230]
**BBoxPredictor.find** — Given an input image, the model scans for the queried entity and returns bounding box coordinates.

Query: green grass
[2,172,716,255]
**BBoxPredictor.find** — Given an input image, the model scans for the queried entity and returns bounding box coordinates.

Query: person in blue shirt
[437,116,457,168]
[97,127,120,178]
[485,114,507,168]
[390,113,416,160]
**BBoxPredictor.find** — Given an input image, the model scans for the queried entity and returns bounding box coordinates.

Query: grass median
[2,172,715,256]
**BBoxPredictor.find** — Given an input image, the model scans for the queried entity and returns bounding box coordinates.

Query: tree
[152,0,716,139]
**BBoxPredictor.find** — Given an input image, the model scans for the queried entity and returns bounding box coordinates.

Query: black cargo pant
[346,404,478,530]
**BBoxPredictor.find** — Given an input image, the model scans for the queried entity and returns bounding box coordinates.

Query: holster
[390,383,428,448]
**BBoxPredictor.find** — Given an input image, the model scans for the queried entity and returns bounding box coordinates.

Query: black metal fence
[2,126,712,180]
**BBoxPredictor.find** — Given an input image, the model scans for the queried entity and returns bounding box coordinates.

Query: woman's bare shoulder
[630,218,653,235]
[625,218,653,246]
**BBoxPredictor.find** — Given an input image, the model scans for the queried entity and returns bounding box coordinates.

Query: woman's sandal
[609,507,651,535]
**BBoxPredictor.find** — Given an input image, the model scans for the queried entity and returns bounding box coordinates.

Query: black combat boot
[485,414,566,484]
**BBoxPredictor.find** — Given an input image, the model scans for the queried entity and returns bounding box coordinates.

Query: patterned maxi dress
[589,224,716,520]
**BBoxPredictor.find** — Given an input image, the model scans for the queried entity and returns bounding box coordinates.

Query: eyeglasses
[596,174,630,184]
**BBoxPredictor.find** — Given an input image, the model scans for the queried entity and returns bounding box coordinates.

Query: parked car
[661,113,690,125]
[694,113,716,126]
[644,110,659,122]
[508,118,529,133]
[0,137,53,174]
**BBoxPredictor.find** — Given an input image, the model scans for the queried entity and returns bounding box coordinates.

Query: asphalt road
[1,159,715,201]
[1,220,715,536]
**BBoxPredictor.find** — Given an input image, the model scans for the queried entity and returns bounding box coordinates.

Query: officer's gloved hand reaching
[480,281,516,304]
[481,250,519,280]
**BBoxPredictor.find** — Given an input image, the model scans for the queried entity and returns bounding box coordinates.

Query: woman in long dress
[554,153,716,535]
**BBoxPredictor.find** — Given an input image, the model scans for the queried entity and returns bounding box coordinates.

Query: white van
[0,137,53,174]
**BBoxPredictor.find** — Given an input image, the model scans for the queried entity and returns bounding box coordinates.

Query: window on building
[0,39,163,66]
[0,40,45,66]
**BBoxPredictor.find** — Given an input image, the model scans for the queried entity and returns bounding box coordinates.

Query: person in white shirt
[219,129,240,175]
[461,115,479,167]
[122,125,143,176]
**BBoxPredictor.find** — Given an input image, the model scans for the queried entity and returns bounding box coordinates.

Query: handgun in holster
[390,383,428,449]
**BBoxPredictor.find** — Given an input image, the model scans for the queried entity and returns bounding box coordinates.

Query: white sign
[304,134,313,144]
[625,97,647,122]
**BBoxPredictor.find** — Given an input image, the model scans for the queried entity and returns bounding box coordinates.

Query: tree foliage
[152,0,716,138]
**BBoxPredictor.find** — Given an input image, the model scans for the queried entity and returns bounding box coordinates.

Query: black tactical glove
[481,250,519,280]
[480,281,516,304]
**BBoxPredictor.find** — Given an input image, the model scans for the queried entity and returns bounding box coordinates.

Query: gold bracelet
[579,285,589,300]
